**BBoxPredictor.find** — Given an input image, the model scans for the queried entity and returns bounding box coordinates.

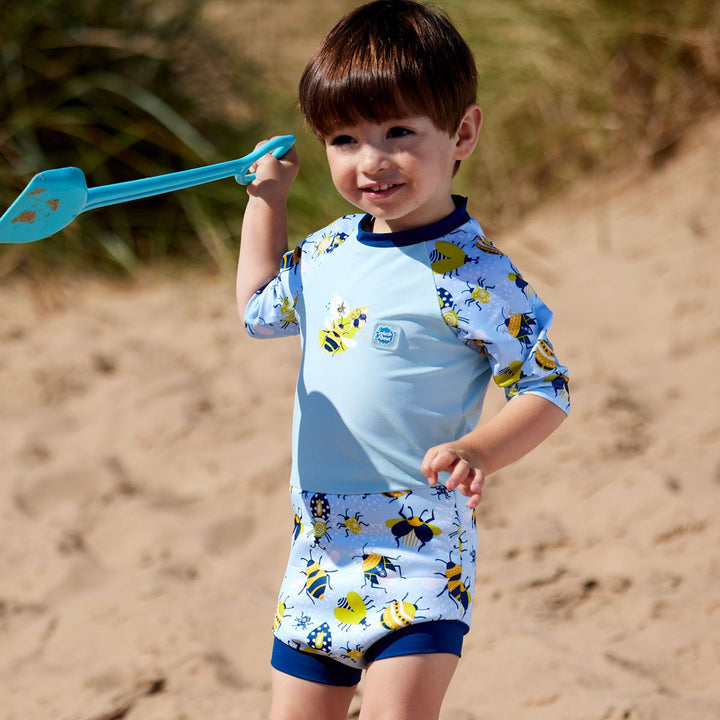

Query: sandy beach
[1,112,719,719]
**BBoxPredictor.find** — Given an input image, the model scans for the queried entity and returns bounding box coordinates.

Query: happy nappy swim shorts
[271,485,477,685]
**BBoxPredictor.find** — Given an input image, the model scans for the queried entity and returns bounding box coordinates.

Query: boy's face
[323,114,468,234]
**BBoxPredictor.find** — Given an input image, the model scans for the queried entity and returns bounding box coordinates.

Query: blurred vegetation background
[1,0,718,278]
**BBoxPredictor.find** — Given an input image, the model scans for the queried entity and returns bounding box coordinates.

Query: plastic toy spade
[0,135,295,244]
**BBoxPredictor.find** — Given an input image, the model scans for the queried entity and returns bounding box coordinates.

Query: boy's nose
[358,144,390,174]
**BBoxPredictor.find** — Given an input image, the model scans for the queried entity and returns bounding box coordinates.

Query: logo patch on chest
[372,323,401,351]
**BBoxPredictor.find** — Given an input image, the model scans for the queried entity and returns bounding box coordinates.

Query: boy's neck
[368,194,458,234]
[357,196,470,247]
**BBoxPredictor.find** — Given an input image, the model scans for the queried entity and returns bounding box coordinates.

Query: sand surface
[1,114,719,720]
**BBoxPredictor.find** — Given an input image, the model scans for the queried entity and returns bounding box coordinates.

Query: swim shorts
[271,485,477,685]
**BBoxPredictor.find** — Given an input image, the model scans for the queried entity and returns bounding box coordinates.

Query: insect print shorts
[271,485,477,686]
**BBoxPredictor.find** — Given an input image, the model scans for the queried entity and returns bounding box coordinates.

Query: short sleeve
[244,242,304,339]
[429,229,570,414]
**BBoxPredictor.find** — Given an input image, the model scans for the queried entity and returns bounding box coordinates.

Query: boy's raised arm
[236,143,299,317]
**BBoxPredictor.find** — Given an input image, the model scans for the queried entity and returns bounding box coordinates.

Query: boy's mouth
[361,183,401,194]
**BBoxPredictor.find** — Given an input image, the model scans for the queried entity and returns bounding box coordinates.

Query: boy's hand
[421,444,486,509]
[246,138,299,202]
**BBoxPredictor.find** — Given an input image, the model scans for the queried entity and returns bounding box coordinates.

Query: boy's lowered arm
[421,393,567,509]
[236,144,299,317]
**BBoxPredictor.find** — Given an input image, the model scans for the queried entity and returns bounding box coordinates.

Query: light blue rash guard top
[244,197,569,494]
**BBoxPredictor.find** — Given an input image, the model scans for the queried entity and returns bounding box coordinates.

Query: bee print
[379,595,427,630]
[310,492,332,546]
[292,506,304,544]
[386,506,442,551]
[507,265,534,297]
[340,643,365,663]
[319,294,369,355]
[300,551,336,602]
[333,591,374,630]
[435,552,471,614]
[430,240,477,276]
[463,278,495,308]
[546,373,570,399]
[534,339,558,371]
[498,309,537,349]
[273,598,292,630]
[437,287,467,329]
[313,231,348,258]
[493,360,525,388]
[306,622,332,654]
[278,295,298,328]
[337,509,369,537]
[354,545,405,590]
[280,243,303,272]
[474,234,504,256]
[381,491,411,503]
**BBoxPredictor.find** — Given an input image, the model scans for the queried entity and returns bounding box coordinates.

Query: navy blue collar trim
[356,196,470,247]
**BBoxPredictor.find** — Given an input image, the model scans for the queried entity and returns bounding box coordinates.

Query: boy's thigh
[360,652,460,720]
[270,668,356,720]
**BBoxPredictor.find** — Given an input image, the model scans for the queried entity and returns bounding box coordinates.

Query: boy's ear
[453,104,483,161]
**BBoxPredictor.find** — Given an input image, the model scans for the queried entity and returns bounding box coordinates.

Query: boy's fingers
[420,447,438,479]
[445,458,471,490]
[466,492,482,509]
[469,471,485,494]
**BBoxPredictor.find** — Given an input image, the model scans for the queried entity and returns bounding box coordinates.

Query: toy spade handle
[234,135,296,185]
[85,135,295,210]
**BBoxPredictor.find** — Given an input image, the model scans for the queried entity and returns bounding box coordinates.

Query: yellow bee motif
[334,591,374,629]
[314,231,348,257]
[381,490,410,501]
[279,296,298,326]
[435,553,471,614]
[379,595,426,630]
[437,287,466,329]
[337,509,369,537]
[319,296,369,354]
[500,310,536,348]
[309,492,332,545]
[469,284,492,304]
[474,339,489,357]
[534,340,557,371]
[292,508,304,544]
[386,506,442,550]
[301,551,336,602]
[305,622,332,654]
[474,235,504,256]
[280,243,303,271]
[341,643,365,663]
[546,373,570,399]
[493,360,524,388]
[508,271,533,296]
[430,240,473,276]
[354,544,405,589]
[273,598,291,631]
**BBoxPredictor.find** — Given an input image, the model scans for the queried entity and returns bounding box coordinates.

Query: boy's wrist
[246,184,292,206]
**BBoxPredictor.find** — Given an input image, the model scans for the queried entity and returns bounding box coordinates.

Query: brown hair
[298,0,477,139]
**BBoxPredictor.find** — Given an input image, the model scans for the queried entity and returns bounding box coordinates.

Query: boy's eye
[387,126,413,138]
[329,135,355,146]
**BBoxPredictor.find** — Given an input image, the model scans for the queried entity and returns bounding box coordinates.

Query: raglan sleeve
[243,242,304,339]
[453,238,570,414]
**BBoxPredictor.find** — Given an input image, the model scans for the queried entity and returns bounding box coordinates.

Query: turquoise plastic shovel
[0,135,295,244]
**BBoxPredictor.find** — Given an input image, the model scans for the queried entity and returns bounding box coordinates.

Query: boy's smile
[323,109,481,234]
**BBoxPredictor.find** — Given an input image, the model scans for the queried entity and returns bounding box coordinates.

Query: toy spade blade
[0,168,89,244]
[0,134,295,244]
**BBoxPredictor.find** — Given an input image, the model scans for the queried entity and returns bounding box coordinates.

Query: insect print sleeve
[244,241,304,339]
[431,230,570,414]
